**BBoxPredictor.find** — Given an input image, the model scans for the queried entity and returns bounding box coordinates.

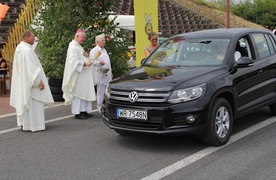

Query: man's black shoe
[81,112,93,118]
[75,114,88,119]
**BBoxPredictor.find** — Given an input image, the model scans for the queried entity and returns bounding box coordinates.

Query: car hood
[111,66,226,91]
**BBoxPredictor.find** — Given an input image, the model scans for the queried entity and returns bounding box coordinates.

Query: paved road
[0,104,275,180]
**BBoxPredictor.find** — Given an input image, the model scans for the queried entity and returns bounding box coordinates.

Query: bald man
[10,30,54,132]
[62,29,96,119]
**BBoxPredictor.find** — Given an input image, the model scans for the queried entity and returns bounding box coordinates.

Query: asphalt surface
[0,102,275,180]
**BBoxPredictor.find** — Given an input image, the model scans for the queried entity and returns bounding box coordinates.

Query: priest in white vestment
[10,30,54,132]
[62,30,96,119]
[89,34,112,113]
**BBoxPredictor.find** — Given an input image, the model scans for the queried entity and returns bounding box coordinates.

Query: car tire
[269,103,276,115]
[202,98,233,146]
[114,129,135,136]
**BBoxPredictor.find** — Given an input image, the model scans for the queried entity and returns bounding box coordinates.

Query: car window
[252,33,270,59]
[145,37,230,67]
[158,37,167,44]
[236,37,249,58]
[266,34,276,54]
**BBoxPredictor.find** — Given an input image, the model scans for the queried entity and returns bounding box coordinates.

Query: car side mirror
[236,57,254,68]
[231,57,254,74]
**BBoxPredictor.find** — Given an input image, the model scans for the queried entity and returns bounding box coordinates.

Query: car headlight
[168,84,206,103]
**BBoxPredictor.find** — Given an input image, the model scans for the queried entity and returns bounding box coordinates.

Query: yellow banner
[134,0,158,67]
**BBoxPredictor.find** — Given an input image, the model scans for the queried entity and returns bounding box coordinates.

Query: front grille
[111,119,161,130]
[107,88,172,130]
[109,89,171,105]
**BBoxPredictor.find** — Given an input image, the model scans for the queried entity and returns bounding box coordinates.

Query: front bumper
[102,100,210,135]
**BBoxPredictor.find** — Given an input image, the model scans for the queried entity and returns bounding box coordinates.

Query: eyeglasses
[151,38,157,41]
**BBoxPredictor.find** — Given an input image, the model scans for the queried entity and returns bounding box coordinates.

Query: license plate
[116,108,147,120]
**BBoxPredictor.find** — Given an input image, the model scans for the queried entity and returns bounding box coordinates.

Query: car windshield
[144,37,230,67]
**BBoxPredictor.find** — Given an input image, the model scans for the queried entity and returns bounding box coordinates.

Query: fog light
[186,115,196,124]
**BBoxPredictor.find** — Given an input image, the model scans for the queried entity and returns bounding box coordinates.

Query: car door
[251,33,276,106]
[233,35,265,116]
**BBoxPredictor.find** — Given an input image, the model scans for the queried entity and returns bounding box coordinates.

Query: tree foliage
[34,0,132,79]
[205,0,276,28]
[230,0,276,27]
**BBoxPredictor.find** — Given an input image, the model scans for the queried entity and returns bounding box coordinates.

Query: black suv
[102,28,276,146]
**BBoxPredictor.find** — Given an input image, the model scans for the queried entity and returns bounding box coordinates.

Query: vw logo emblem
[129,91,139,102]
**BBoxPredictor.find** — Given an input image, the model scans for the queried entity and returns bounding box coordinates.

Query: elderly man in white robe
[89,34,112,113]
[62,29,96,119]
[10,30,54,132]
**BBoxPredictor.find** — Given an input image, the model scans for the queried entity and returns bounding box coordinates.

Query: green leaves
[34,0,132,79]
[202,0,276,28]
